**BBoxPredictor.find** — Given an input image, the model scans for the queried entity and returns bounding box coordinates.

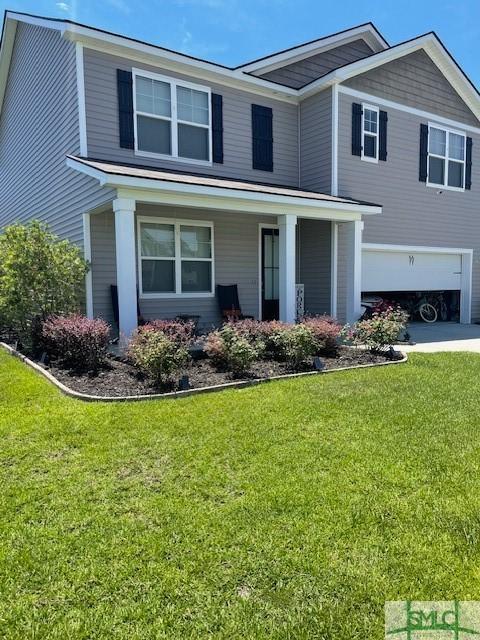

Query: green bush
[281,324,317,370]
[205,325,259,376]
[127,326,189,386]
[0,220,88,350]
[347,305,409,351]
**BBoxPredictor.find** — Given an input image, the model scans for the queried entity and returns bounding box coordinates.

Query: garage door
[362,248,462,292]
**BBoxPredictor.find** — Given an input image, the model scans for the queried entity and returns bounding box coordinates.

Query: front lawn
[1,350,480,639]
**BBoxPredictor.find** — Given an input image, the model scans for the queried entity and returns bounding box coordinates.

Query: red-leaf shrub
[205,324,258,376]
[231,319,290,359]
[141,319,195,347]
[301,315,342,355]
[42,314,110,371]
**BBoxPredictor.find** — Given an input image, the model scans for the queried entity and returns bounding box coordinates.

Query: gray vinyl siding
[0,23,113,245]
[257,39,374,89]
[299,88,332,192]
[337,91,480,320]
[298,219,331,315]
[83,48,299,187]
[343,49,480,127]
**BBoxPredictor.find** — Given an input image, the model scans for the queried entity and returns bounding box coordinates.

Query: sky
[1,0,480,85]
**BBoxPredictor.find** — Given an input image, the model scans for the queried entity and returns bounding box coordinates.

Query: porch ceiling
[66,156,382,221]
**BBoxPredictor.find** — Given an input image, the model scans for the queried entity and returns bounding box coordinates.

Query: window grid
[138,217,215,298]
[427,124,466,191]
[133,69,212,165]
[361,104,379,163]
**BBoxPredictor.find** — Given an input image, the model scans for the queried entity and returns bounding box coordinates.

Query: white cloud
[56,2,70,11]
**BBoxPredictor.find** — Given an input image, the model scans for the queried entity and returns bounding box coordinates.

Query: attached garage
[361,243,473,323]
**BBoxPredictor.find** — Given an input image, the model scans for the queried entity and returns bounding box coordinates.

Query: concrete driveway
[397,322,480,352]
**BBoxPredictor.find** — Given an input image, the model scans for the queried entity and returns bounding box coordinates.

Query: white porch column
[345,220,364,324]
[278,213,297,323]
[113,197,137,340]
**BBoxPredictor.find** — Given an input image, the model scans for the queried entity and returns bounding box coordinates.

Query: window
[361,104,379,162]
[427,124,466,190]
[133,69,211,164]
[138,218,214,297]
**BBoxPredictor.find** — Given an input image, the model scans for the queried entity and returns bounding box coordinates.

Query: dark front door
[261,227,279,320]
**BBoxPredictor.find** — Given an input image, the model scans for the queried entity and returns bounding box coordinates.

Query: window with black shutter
[211,93,223,164]
[351,102,362,156]
[252,104,273,172]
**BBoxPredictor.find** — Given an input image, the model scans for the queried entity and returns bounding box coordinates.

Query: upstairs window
[361,104,379,162]
[427,125,466,190]
[133,70,211,164]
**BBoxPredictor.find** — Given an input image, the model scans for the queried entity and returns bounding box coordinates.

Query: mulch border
[1,341,408,403]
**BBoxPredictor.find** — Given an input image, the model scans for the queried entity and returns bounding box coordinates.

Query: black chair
[216,284,254,321]
[110,284,145,329]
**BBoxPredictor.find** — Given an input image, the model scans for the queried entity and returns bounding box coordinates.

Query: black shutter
[419,123,429,182]
[117,69,134,149]
[252,104,273,171]
[351,102,362,156]
[465,137,473,190]
[379,110,388,161]
[211,93,223,164]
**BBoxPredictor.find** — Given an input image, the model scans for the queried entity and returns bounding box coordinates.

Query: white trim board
[331,84,339,195]
[338,86,480,135]
[82,213,93,318]
[75,42,88,156]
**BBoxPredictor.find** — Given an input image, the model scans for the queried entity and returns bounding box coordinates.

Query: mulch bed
[38,347,397,398]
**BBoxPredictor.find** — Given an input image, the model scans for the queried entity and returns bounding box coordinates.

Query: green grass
[1,350,480,639]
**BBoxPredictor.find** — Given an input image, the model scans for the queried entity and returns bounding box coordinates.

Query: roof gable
[255,39,374,89]
[343,49,479,127]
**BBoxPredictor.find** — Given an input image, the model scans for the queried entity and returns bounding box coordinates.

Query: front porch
[69,157,380,337]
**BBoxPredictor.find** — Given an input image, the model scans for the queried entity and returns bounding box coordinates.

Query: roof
[0,12,478,120]
[66,156,382,214]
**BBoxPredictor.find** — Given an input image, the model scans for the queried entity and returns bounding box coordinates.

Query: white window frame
[426,122,466,192]
[132,68,212,166]
[137,216,215,299]
[361,103,379,163]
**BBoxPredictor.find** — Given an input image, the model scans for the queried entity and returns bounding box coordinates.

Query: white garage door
[362,248,462,292]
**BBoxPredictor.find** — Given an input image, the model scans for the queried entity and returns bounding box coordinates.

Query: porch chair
[110,284,145,330]
[216,284,254,322]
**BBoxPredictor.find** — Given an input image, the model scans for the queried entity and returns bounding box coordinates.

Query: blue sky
[2,0,480,85]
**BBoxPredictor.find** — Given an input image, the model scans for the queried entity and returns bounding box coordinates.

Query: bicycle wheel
[419,303,437,323]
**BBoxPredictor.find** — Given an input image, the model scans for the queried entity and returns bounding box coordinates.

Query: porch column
[278,213,297,323]
[113,197,137,340]
[345,220,363,324]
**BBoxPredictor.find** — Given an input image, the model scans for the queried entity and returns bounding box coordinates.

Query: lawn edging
[0,341,408,403]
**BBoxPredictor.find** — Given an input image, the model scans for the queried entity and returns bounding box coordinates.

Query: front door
[261,227,279,320]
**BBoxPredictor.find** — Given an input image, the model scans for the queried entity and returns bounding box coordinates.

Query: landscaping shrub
[127,326,189,386]
[301,315,341,355]
[205,325,258,376]
[0,220,88,351]
[143,319,195,347]
[347,305,409,351]
[281,324,317,370]
[42,314,110,372]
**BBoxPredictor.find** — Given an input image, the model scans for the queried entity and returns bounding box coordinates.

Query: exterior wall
[91,208,332,327]
[299,87,332,192]
[83,48,299,187]
[0,23,113,245]
[337,91,480,320]
[343,49,480,128]
[298,219,331,315]
[257,39,374,89]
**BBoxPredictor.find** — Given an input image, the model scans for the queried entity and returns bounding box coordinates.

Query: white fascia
[238,24,388,74]
[66,157,381,220]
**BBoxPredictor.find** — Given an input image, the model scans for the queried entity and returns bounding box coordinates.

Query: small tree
[0,220,88,349]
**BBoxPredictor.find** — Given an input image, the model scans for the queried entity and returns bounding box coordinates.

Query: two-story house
[0,11,478,337]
